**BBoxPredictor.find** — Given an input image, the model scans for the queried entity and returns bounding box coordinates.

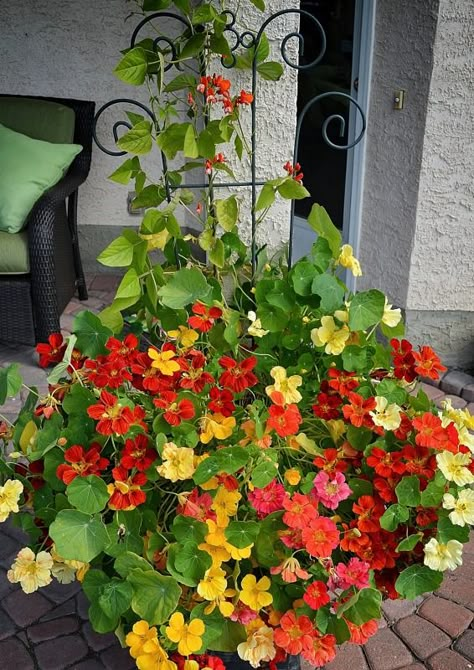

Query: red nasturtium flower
[352,495,384,533]
[105,333,139,363]
[312,393,341,420]
[56,444,109,485]
[366,447,406,478]
[153,391,195,426]
[218,355,258,392]
[36,333,66,368]
[327,368,359,396]
[303,581,330,610]
[120,434,156,471]
[301,631,336,667]
[188,302,222,331]
[179,351,214,393]
[390,339,417,382]
[342,392,376,428]
[412,413,459,452]
[87,390,144,436]
[282,493,318,530]
[313,448,349,474]
[84,358,132,389]
[273,611,314,655]
[413,345,446,380]
[302,517,340,558]
[107,466,147,510]
[267,398,302,438]
[207,387,235,417]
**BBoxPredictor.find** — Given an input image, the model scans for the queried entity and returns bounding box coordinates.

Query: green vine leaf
[117,120,153,155]
[114,47,148,86]
[307,204,342,257]
[216,196,238,232]
[157,268,211,309]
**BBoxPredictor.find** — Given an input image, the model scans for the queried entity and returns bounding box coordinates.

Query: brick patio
[0,274,473,670]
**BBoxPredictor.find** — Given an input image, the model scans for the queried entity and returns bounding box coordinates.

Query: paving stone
[427,648,474,670]
[3,589,52,627]
[0,607,17,640]
[89,274,121,292]
[42,578,81,603]
[396,615,451,660]
[382,597,423,624]
[27,615,79,642]
[363,628,413,670]
[76,591,90,620]
[461,385,474,403]
[40,598,77,621]
[35,634,88,670]
[69,661,106,670]
[419,382,445,401]
[441,371,474,396]
[435,394,467,410]
[0,567,17,598]
[323,643,369,669]
[466,402,474,416]
[0,530,22,565]
[0,638,35,669]
[377,616,387,629]
[418,596,473,637]
[455,630,474,663]
[100,643,136,670]
[397,666,426,670]
[82,621,117,651]
[436,574,474,610]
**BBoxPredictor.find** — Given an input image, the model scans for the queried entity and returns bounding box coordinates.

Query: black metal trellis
[93,8,366,273]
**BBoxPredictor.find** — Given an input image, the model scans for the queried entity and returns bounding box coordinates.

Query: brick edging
[421,368,474,403]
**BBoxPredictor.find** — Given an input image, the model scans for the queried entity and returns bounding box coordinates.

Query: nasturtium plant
[0,2,472,670]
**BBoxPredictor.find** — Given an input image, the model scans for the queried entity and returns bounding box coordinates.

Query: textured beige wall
[406,0,474,312]
[358,0,440,307]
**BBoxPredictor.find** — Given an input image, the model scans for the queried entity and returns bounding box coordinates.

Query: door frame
[342,0,376,291]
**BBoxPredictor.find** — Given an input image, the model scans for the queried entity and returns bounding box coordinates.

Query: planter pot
[212,652,300,670]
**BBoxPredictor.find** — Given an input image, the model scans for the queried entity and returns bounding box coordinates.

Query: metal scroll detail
[93,8,367,272]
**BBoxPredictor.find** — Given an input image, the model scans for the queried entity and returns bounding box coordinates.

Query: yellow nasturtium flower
[239,574,273,611]
[337,244,362,276]
[284,468,301,485]
[423,537,463,572]
[137,637,177,670]
[265,366,302,404]
[381,298,402,328]
[200,414,236,444]
[369,396,402,431]
[125,620,158,659]
[436,451,474,487]
[237,625,276,668]
[197,566,236,617]
[166,612,205,656]
[0,479,23,522]
[211,487,241,525]
[148,348,181,376]
[7,547,53,594]
[157,442,196,482]
[311,316,350,356]
[168,326,199,349]
[443,489,474,527]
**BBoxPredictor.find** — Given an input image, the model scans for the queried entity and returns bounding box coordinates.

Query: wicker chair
[0,95,94,345]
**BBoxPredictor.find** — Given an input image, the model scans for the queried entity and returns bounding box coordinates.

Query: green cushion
[0,230,29,274]
[0,97,75,143]
[0,123,82,233]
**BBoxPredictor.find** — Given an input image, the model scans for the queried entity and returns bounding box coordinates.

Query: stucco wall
[1,0,298,261]
[358,0,440,307]
[406,0,474,312]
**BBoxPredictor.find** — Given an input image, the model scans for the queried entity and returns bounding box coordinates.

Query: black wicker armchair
[0,95,94,345]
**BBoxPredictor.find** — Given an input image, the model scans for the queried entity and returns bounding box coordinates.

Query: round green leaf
[66,475,110,515]
[225,521,260,548]
[395,565,443,600]
[49,510,109,563]
[395,476,421,507]
[174,542,212,582]
[379,503,409,532]
[127,568,182,625]
[348,289,385,331]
